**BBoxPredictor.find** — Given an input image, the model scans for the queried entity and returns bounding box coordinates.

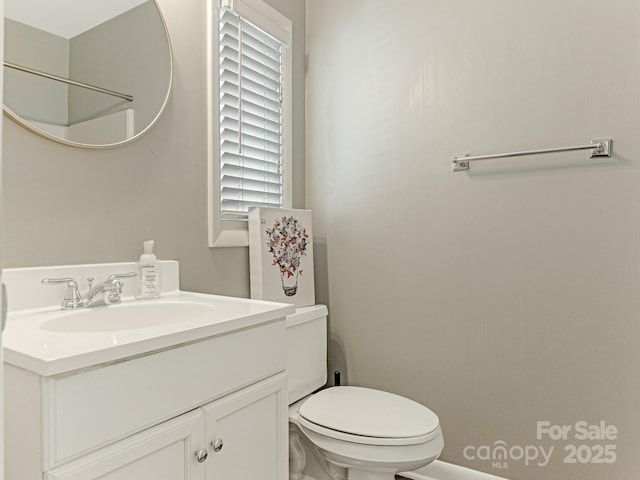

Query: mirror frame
[3,0,174,149]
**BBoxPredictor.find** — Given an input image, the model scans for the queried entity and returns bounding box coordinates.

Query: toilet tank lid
[299,386,440,440]
[286,304,328,327]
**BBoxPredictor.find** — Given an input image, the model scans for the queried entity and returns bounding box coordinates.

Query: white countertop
[4,291,294,377]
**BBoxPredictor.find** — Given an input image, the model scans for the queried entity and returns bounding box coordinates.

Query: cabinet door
[203,373,288,480]
[46,410,206,480]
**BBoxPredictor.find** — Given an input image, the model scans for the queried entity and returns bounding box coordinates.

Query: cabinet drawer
[43,320,285,469]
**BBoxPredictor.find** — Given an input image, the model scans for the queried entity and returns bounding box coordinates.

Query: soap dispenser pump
[137,240,161,299]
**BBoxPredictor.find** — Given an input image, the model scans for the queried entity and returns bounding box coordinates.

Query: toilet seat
[298,386,440,446]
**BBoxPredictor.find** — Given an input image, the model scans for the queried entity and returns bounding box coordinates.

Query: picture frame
[248,208,315,307]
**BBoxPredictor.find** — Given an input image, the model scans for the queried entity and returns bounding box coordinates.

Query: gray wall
[69,1,170,130]
[4,19,69,125]
[306,1,640,479]
[1,0,305,298]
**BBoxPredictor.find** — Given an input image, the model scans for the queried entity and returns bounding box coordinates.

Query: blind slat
[221,152,280,174]
[221,164,281,184]
[221,123,281,145]
[220,113,280,135]
[221,141,281,164]
[221,177,282,194]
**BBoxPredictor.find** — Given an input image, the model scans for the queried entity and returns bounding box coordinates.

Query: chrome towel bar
[451,138,612,172]
[4,61,134,102]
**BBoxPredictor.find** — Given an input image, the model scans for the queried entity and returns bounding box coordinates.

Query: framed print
[248,208,315,307]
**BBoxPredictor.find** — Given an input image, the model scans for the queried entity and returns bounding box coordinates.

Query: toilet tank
[286,305,328,404]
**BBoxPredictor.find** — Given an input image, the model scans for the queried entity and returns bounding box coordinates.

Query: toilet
[286,305,444,480]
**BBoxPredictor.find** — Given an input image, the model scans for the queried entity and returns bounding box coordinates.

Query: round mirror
[3,0,173,148]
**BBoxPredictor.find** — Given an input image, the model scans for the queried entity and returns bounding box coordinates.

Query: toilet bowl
[291,386,444,480]
[287,306,443,480]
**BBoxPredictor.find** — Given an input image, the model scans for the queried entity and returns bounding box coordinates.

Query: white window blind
[219,7,284,220]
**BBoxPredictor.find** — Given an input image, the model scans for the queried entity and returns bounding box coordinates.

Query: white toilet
[286,305,444,480]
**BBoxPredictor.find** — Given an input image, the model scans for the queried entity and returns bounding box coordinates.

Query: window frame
[207,0,293,247]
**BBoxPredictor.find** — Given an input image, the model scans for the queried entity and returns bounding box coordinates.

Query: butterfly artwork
[248,208,315,307]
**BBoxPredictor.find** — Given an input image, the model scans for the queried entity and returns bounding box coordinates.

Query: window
[208,0,292,247]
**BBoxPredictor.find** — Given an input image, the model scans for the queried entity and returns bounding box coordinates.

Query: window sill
[209,229,249,248]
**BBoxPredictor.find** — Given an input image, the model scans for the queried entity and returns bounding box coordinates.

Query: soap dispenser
[137,240,161,299]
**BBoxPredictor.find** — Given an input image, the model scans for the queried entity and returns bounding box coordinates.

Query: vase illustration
[266,215,310,297]
[281,271,299,296]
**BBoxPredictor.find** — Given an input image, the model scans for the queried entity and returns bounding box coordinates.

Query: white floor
[398,461,508,480]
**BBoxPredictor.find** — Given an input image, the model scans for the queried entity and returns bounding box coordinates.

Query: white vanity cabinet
[5,318,289,480]
[44,374,288,480]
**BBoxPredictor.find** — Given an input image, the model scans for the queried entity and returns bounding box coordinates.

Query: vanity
[3,261,295,480]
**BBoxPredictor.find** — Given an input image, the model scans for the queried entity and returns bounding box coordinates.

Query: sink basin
[40,301,218,333]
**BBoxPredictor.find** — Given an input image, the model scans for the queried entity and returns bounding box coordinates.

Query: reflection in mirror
[3,0,172,148]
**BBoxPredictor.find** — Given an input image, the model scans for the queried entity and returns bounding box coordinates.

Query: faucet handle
[106,272,137,282]
[41,277,87,309]
[105,272,137,304]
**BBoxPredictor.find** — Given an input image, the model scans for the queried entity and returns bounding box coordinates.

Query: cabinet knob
[211,438,224,452]
[195,448,209,463]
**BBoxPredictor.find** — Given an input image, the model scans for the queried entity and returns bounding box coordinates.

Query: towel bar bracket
[590,138,611,158]
[452,156,470,172]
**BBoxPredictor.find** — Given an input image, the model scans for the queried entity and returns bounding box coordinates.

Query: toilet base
[291,423,347,480]
[347,469,398,480]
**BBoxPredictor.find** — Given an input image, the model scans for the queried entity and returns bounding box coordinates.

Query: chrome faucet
[42,272,137,309]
